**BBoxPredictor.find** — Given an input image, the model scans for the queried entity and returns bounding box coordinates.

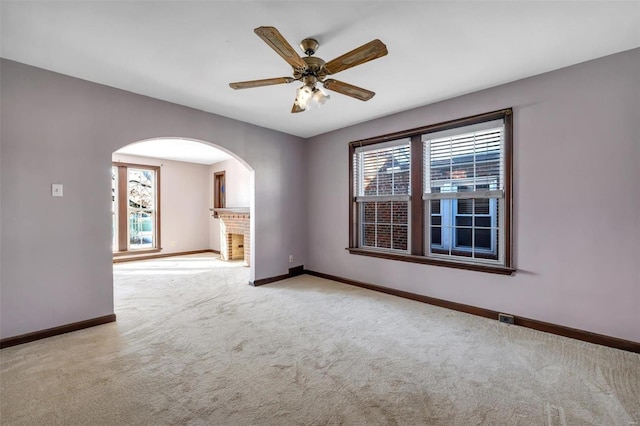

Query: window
[349,109,513,274]
[354,140,411,251]
[112,163,161,254]
[424,120,504,263]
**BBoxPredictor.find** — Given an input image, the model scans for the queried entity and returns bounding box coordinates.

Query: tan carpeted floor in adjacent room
[1,253,639,425]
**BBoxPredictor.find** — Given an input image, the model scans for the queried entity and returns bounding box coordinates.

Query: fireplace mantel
[210,207,250,216]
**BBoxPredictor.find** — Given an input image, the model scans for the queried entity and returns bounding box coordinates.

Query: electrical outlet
[498,313,515,325]
[289,255,293,263]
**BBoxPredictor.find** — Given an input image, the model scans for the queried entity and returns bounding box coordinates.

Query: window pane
[129,211,153,249]
[377,201,391,224]
[392,225,408,250]
[474,199,490,215]
[362,224,376,247]
[475,229,492,250]
[457,199,473,215]
[392,201,408,225]
[474,216,491,228]
[363,202,376,223]
[455,216,472,227]
[431,226,442,245]
[394,171,410,194]
[376,172,393,196]
[376,225,391,249]
[476,227,499,261]
[430,165,448,182]
[451,163,474,181]
[455,227,472,247]
[363,168,378,195]
[430,199,441,215]
[128,169,154,209]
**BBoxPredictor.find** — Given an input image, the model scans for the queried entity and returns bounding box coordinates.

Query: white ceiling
[1,1,639,139]
[114,138,233,165]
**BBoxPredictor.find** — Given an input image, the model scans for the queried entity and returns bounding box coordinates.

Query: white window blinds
[423,120,504,200]
[354,139,411,202]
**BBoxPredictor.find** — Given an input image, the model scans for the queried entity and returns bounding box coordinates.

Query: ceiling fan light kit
[294,84,329,111]
[229,26,388,113]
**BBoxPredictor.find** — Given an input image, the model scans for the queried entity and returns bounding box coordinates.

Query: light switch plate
[52,184,63,197]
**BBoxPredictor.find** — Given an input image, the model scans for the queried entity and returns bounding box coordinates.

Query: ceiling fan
[229,26,388,113]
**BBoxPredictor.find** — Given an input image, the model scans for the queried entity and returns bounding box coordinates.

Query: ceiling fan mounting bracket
[300,38,319,56]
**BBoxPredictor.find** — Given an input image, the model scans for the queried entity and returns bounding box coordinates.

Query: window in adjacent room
[348,109,513,274]
[112,163,161,253]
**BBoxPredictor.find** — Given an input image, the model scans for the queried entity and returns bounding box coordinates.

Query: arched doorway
[110,137,255,271]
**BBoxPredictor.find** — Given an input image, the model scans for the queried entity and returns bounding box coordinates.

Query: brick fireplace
[214,208,250,266]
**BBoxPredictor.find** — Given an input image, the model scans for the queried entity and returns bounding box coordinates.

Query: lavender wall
[0,59,308,339]
[306,49,640,342]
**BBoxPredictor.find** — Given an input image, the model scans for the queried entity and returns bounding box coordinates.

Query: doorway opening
[111,137,254,269]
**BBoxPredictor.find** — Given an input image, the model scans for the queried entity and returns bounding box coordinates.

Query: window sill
[113,248,162,257]
[346,247,515,275]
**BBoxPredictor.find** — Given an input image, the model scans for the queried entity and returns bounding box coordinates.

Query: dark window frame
[353,141,411,252]
[112,162,162,256]
[348,109,514,275]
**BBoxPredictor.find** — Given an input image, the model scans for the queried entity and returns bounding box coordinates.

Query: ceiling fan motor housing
[294,56,327,81]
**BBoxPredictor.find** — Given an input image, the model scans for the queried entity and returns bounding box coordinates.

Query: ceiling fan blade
[254,26,307,70]
[324,39,388,75]
[229,77,295,90]
[322,79,375,101]
[291,101,305,113]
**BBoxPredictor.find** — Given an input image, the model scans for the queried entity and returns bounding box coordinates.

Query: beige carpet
[1,253,639,425]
